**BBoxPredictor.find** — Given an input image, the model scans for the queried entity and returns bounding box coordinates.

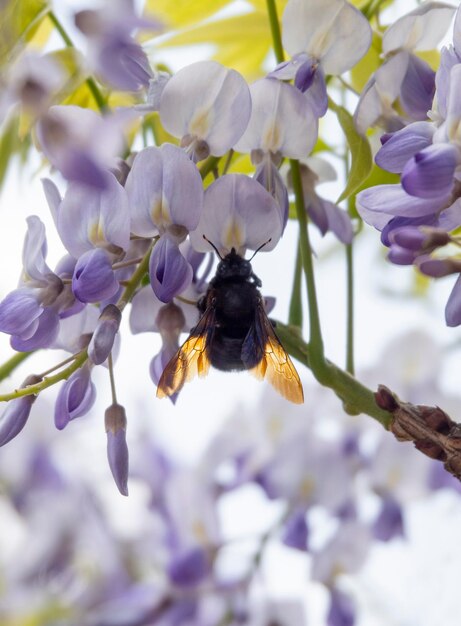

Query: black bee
[157,242,304,404]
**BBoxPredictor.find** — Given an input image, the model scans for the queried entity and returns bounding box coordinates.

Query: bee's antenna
[248,238,272,261]
[202,234,224,260]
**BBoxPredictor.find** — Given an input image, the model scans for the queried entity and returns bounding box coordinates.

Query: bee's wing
[243,301,304,404]
[156,302,215,399]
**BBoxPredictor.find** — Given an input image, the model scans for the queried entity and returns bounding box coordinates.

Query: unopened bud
[156,302,186,339]
[416,255,461,278]
[0,374,42,446]
[105,403,129,496]
[88,304,122,365]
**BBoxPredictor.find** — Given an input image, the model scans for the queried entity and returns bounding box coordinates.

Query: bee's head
[216,248,251,279]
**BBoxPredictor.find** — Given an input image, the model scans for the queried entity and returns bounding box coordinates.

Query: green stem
[265,0,285,63]
[47,10,108,113]
[288,238,303,328]
[118,241,155,310]
[289,159,326,372]
[345,243,354,375]
[199,156,221,180]
[275,322,390,426]
[0,350,88,402]
[0,351,33,383]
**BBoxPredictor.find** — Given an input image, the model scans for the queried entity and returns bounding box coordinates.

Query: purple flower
[281,509,309,551]
[36,106,129,189]
[54,363,96,430]
[75,0,160,91]
[272,0,372,117]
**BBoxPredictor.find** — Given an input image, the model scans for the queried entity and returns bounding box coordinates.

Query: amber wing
[243,300,304,404]
[156,303,215,399]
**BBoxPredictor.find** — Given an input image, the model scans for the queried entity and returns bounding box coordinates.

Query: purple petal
[375,122,435,173]
[327,588,355,626]
[281,509,309,551]
[0,289,42,336]
[58,173,130,259]
[322,199,354,244]
[11,307,60,351]
[356,184,444,223]
[389,226,427,251]
[387,244,417,265]
[417,256,457,278]
[88,304,122,365]
[381,214,438,246]
[445,274,461,327]
[372,496,404,541]
[401,144,458,199]
[72,249,119,303]
[400,54,435,120]
[254,159,289,229]
[96,36,152,91]
[0,375,41,447]
[294,58,317,92]
[126,144,203,237]
[22,216,52,285]
[54,363,96,430]
[149,236,193,303]
[303,66,328,118]
[105,403,129,496]
[168,547,210,587]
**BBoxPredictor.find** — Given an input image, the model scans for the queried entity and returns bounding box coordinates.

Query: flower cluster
[357,4,461,326]
[0,0,374,493]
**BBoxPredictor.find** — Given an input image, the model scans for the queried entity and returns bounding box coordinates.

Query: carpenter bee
[157,240,304,404]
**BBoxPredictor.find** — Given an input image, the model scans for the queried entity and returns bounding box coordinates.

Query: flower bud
[88,304,122,365]
[416,256,461,278]
[54,363,96,430]
[0,375,42,446]
[105,403,129,496]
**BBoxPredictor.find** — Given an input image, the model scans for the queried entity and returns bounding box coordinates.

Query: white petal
[282,0,372,75]
[382,3,456,55]
[159,60,251,155]
[234,78,317,158]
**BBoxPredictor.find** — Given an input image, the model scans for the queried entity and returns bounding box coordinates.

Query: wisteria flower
[271,0,372,116]
[189,174,283,257]
[355,2,456,133]
[125,143,204,301]
[159,60,252,162]
[36,105,129,189]
[74,0,161,91]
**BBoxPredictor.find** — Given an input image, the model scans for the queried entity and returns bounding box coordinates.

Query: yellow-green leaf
[158,12,272,80]
[350,31,382,93]
[0,0,49,67]
[143,0,230,28]
[329,98,373,205]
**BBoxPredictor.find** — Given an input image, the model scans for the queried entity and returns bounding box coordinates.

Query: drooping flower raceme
[271,0,372,117]
[355,2,456,133]
[158,60,252,162]
[357,6,461,327]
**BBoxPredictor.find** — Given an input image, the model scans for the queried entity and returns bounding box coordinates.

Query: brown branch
[376,385,461,482]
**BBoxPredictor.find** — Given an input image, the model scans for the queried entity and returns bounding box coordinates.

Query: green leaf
[157,12,272,80]
[329,98,373,205]
[143,0,230,28]
[0,0,49,67]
